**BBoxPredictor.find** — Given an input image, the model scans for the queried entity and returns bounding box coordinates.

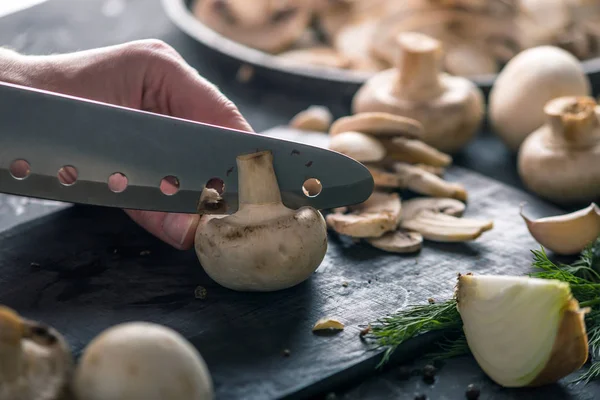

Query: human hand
[0,39,253,250]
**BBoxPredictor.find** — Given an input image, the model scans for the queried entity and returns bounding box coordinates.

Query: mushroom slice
[365,164,403,188]
[401,210,493,242]
[326,191,401,238]
[328,131,386,162]
[289,105,334,132]
[392,163,468,201]
[444,44,499,76]
[279,47,351,69]
[330,112,424,139]
[333,19,391,73]
[192,0,312,54]
[0,306,73,400]
[402,197,466,220]
[366,229,423,253]
[414,163,445,177]
[384,137,452,167]
[312,317,345,332]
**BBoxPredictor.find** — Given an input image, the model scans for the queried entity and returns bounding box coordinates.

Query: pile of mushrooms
[0,305,215,400]
[191,0,600,77]
[288,108,494,254]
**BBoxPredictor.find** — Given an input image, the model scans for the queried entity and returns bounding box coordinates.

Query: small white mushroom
[517,96,600,205]
[328,131,387,162]
[289,105,334,132]
[366,230,423,253]
[489,46,591,152]
[0,306,73,400]
[329,112,423,139]
[73,322,214,400]
[326,191,401,238]
[353,32,485,153]
[195,151,327,292]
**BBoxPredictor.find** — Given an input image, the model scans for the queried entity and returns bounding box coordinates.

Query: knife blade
[0,81,373,214]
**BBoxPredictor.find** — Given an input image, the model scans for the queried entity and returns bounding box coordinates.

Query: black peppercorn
[466,384,480,399]
[422,364,436,383]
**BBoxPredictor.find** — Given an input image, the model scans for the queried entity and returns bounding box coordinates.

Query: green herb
[367,236,600,384]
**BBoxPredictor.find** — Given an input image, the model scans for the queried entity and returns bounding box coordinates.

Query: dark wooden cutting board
[0,125,569,399]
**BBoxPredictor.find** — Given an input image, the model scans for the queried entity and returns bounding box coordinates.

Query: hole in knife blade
[9,159,30,180]
[58,166,78,186]
[108,172,128,193]
[160,175,180,196]
[302,178,322,198]
[205,177,225,194]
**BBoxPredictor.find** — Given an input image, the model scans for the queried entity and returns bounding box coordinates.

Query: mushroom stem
[393,32,444,101]
[545,96,600,146]
[237,151,283,206]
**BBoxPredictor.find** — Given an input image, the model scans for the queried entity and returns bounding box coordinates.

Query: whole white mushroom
[72,322,214,400]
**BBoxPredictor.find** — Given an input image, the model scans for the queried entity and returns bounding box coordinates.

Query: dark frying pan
[161,0,600,97]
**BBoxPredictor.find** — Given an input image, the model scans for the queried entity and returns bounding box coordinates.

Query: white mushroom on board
[289,105,333,132]
[517,96,600,206]
[192,0,312,53]
[352,32,485,153]
[73,322,214,400]
[195,150,328,292]
[489,46,591,152]
[0,306,73,400]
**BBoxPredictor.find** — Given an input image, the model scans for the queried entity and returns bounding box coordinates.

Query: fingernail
[163,213,198,247]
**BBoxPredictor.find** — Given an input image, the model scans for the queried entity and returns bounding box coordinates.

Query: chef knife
[0,81,373,214]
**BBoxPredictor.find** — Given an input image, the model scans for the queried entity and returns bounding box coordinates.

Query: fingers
[125,209,199,250]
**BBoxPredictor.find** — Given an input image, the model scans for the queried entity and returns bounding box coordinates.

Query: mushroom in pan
[518,96,600,206]
[192,0,313,53]
[194,150,328,292]
[352,32,485,154]
[0,306,73,400]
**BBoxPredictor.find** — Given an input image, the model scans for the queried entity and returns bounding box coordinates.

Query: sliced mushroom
[279,47,351,69]
[444,43,500,76]
[383,137,452,167]
[414,163,446,177]
[334,19,391,72]
[326,191,402,238]
[365,164,404,188]
[289,105,334,132]
[0,306,73,400]
[401,197,466,220]
[329,112,424,139]
[366,229,423,253]
[192,0,312,53]
[392,163,468,201]
[401,210,493,242]
[328,131,387,162]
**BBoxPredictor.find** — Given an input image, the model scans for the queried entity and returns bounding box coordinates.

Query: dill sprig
[367,235,600,384]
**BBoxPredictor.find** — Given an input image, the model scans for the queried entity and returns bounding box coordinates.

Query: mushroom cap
[192,0,312,53]
[328,131,387,162]
[352,68,485,153]
[0,307,74,400]
[73,322,214,400]
[326,191,402,238]
[329,112,424,139]
[366,230,423,253]
[517,120,600,205]
[195,204,328,292]
[489,46,591,152]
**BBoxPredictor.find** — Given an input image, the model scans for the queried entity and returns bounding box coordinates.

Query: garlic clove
[521,202,600,255]
[392,163,468,201]
[329,112,424,139]
[401,197,466,221]
[328,131,387,162]
[456,274,589,388]
[366,229,423,253]
[401,210,493,242]
[384,137,452,167]
[326,191,401,238]
[289,105,334,132]
[312,317,345,332]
